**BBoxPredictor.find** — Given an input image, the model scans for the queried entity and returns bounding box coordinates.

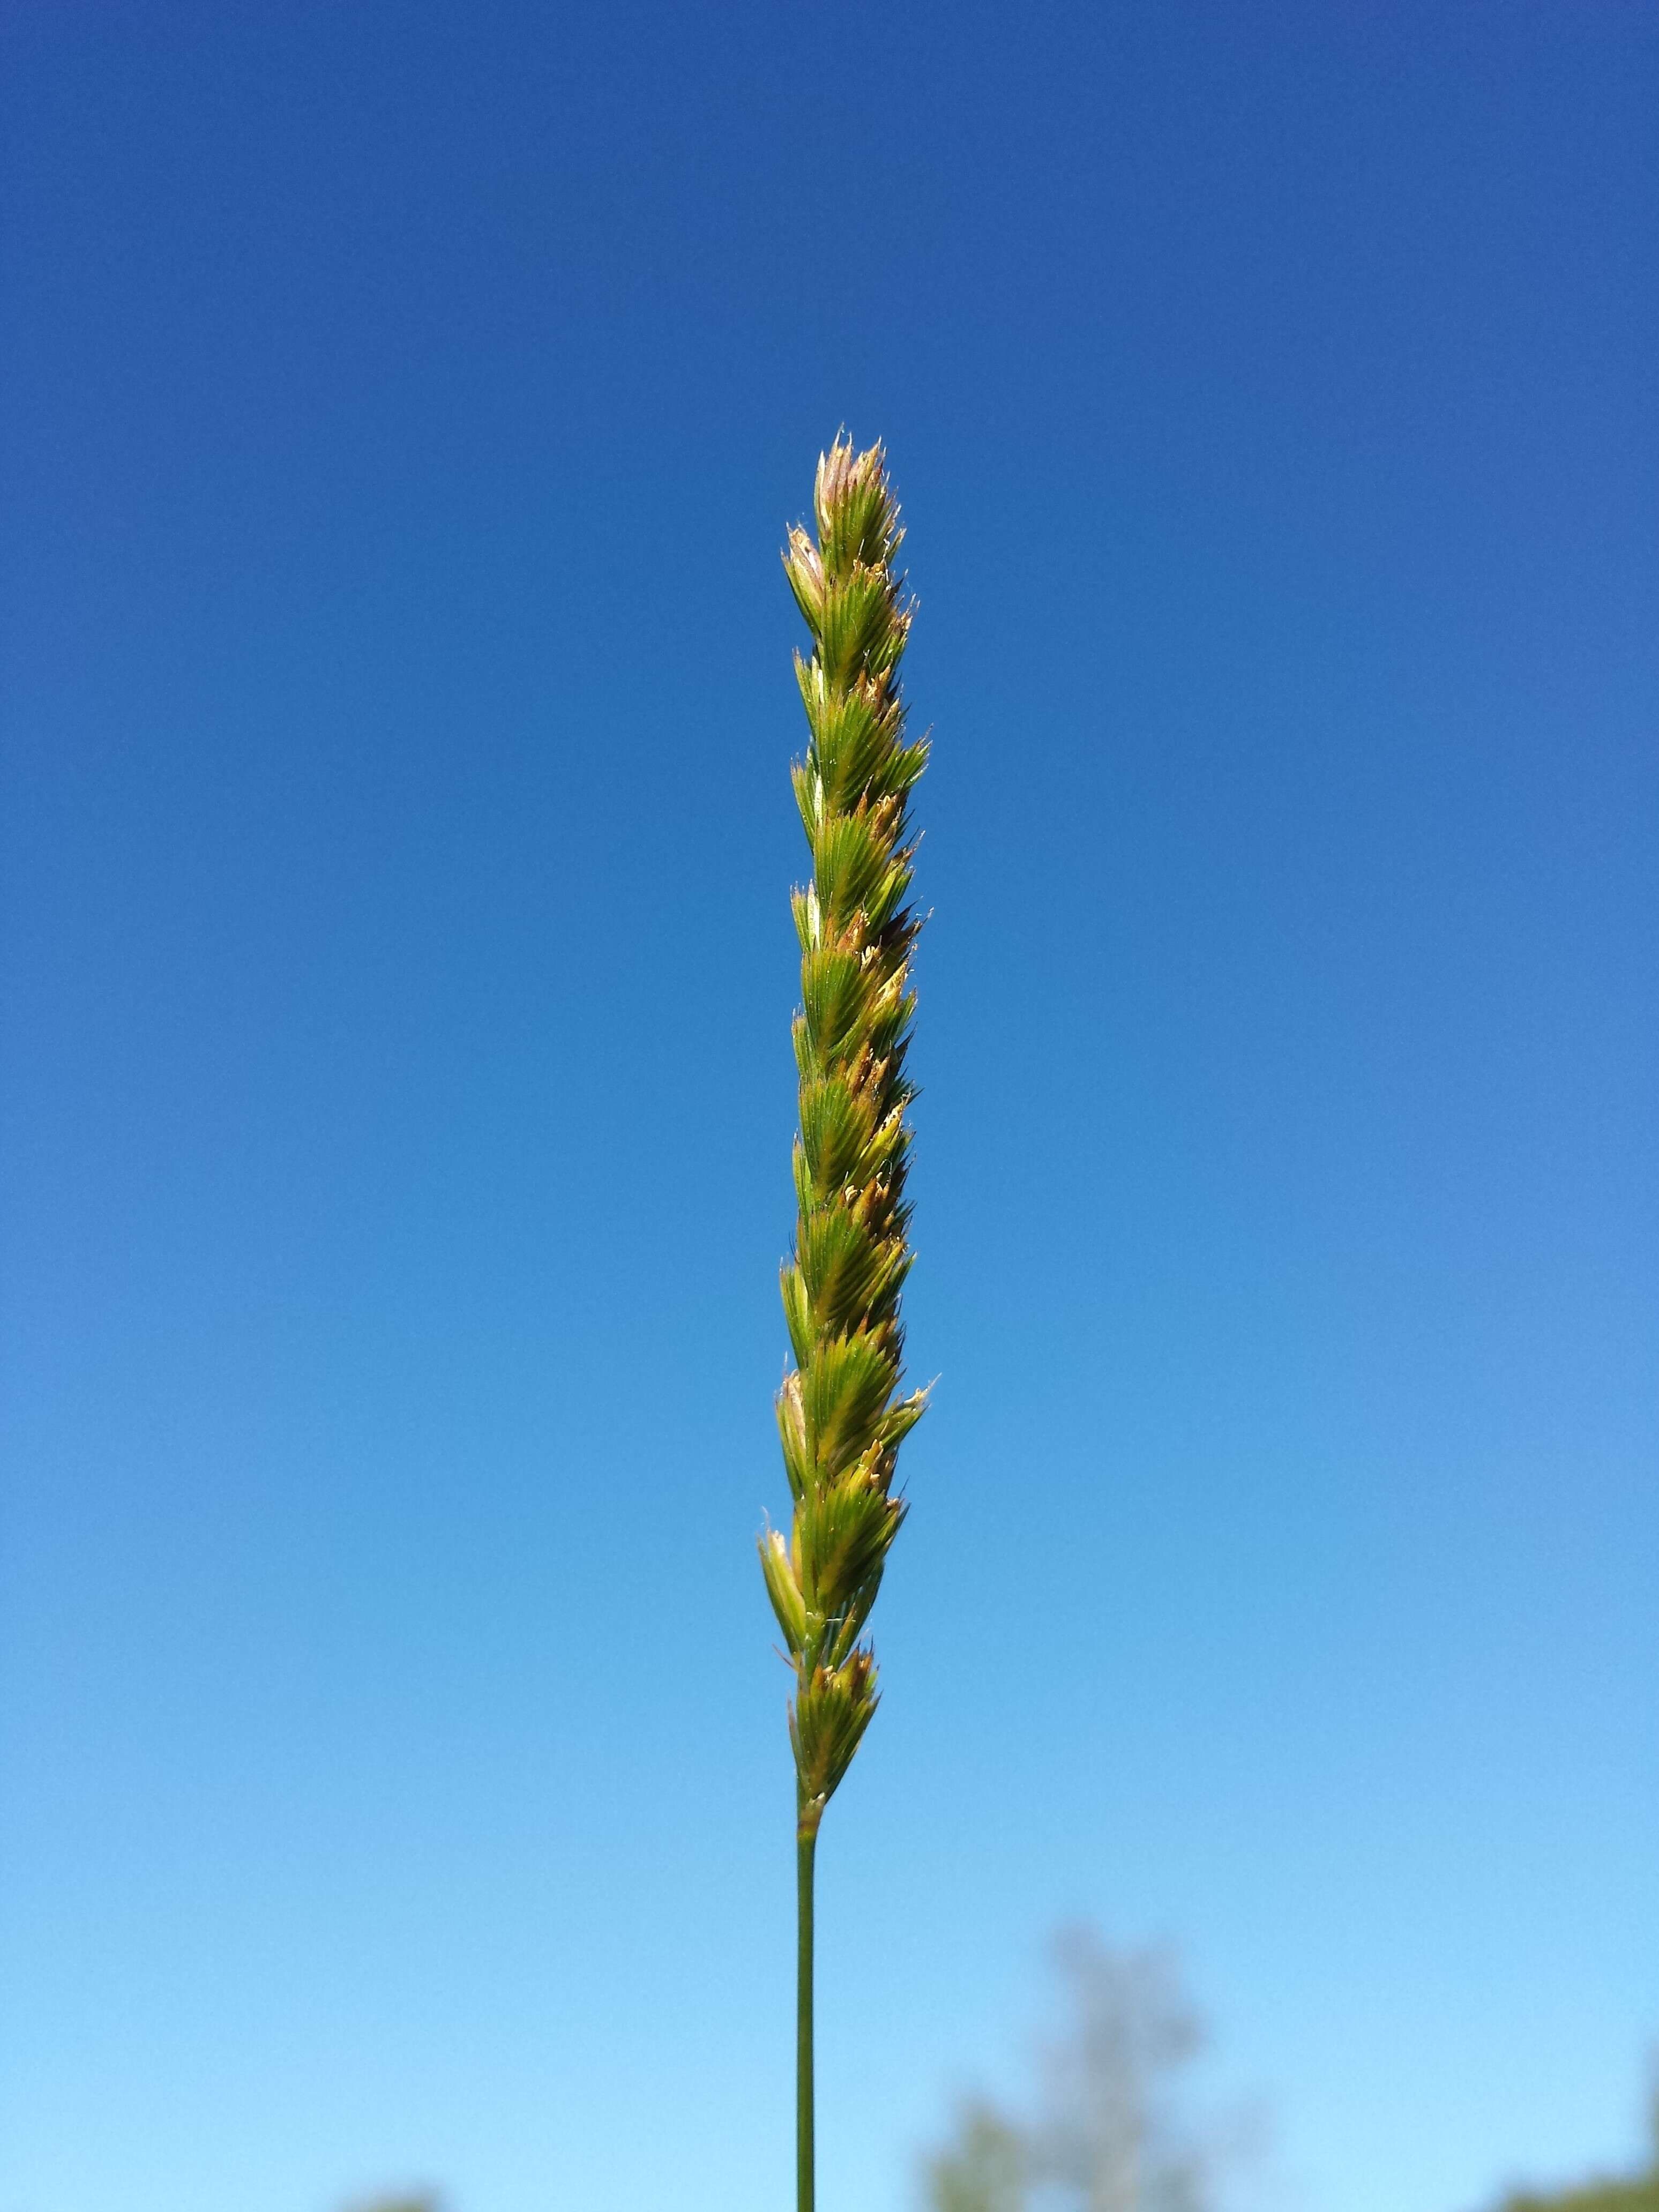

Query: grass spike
[760,436,929,2212]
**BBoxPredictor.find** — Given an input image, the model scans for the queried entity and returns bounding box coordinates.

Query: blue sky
[2,6,1655,2212]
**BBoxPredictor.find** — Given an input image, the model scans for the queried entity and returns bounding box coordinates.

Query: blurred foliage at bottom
[1493,2109,1659,2212]
[921,1927,1657,2212]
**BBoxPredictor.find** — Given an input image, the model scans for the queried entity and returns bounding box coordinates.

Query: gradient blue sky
[3,7,1655,2212]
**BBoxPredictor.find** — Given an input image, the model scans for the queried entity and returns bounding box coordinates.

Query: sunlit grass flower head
[760,435,929,2212]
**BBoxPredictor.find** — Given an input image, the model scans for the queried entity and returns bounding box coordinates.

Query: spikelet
[762,437,928,1844]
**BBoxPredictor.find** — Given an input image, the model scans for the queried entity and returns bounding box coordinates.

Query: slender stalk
[796,1822,817,2212]
[761,436,928,2212]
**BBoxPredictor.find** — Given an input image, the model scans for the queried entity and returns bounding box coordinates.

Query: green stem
[796,1820,817,2212]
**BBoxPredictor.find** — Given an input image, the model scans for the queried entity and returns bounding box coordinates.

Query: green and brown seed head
[760,437,928,1843]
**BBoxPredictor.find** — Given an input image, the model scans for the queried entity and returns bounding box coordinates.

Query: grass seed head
[762,436,928,1840]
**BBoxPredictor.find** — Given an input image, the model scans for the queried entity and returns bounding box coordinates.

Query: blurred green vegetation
[926,2101,1027,2212]
[923,1926,1214,2212]
[1493,2099,1659,2212]
[922,1933,1655,2212]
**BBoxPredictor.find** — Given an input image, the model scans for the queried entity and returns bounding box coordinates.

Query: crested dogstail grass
[761,437,928,2212]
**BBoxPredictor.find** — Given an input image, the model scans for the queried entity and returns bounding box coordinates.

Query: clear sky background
[3,7,1655,2212]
